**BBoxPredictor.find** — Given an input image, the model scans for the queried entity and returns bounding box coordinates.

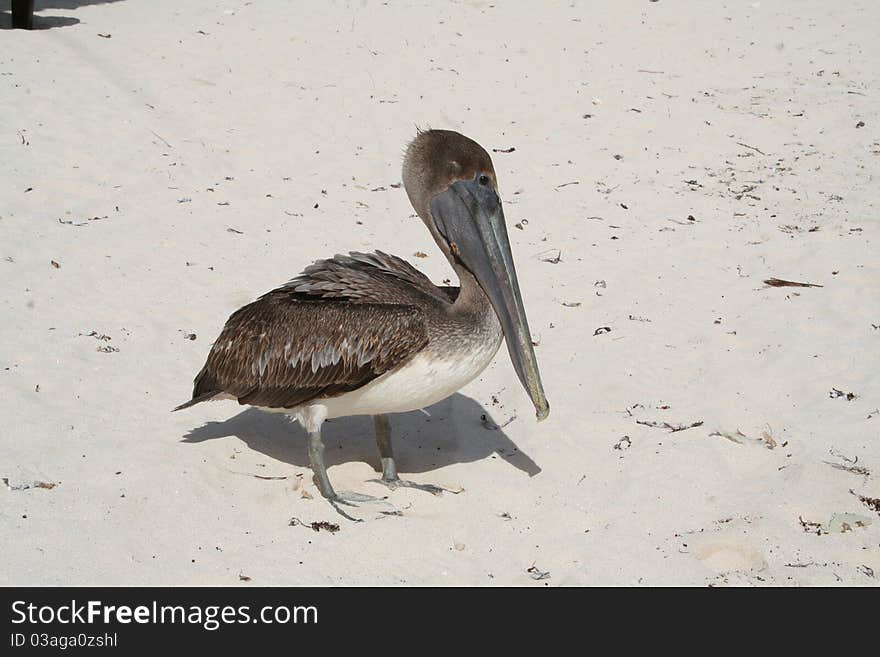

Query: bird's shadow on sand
[181,393,540,479]
[1,1,126,30]
[0,11,79,28]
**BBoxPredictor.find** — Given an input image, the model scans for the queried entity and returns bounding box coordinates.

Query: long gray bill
[430,176,550,420]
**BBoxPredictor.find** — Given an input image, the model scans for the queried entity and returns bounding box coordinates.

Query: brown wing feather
[283,251,452,305]
[177,294,428,410]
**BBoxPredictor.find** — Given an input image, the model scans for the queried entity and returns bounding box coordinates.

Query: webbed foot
[326,490,398,522]
[368,477,462,496]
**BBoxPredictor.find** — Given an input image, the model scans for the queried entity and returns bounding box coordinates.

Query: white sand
[1,0,878,586]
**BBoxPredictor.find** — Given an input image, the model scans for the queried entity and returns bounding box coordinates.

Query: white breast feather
[316,336,502,419]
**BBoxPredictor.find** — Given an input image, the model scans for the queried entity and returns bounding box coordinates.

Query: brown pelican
[175,129,549,519]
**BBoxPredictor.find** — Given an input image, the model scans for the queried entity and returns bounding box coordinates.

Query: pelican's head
[402,129,549,421]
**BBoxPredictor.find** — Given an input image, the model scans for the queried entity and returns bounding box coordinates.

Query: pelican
[175,129,549,518]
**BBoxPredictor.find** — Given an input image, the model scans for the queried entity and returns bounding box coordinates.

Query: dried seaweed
[289,517,340,533]
[829,388,857,401]
[2,478,58,491]
[798,516,824,535]
[851,489,880,515]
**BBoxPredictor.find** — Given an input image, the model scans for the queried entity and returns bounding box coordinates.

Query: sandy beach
[1,0,878,586]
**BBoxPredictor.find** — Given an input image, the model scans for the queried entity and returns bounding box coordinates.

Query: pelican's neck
[451,262,492,317]
[422,213,493,319]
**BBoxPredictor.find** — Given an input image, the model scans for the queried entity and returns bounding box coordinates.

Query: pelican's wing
[175,294,427,410]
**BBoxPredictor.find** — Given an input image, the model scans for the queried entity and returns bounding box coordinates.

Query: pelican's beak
[430,175,550,421]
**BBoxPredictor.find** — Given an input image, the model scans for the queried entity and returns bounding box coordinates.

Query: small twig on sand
[228,470,288,480]
[824,461,870,476]
[149,129,173,149]
[829,448,858,463]
[637,419,703,432]
[481,414,516,430]
[709,429,748,444]
[527,565,551,581]
[764,277,823,288]
[735,141,766,155]
[554,181,580,191]
[709,428,777,448]
[826,449,869,474]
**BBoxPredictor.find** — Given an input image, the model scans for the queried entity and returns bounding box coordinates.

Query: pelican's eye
[478,173,491,186]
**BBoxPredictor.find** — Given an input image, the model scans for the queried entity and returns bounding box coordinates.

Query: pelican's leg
[370,414,455,496]
[374,414,398,482]
[306,428,390,522]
